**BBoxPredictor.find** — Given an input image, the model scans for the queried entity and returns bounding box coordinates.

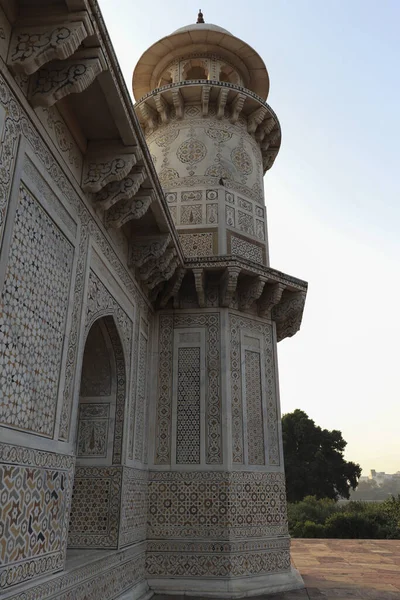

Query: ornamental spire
[196,9,204,24]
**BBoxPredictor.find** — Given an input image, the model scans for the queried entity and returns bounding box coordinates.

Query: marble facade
[0,2,307,599]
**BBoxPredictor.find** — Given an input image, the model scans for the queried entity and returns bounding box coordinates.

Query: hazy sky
[98,0,400,475]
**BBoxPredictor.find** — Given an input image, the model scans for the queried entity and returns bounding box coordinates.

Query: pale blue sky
[99,0,400,475]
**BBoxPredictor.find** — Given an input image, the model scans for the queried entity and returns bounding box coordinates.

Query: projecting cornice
[149,255,307,341]
[134,80,281,172]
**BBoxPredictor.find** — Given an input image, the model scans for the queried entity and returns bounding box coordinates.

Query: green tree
[282,409,361,502]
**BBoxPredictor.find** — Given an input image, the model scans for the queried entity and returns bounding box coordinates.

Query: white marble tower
[133,11,307,598]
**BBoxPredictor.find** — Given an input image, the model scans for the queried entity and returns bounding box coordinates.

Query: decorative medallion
[165,192,177,203]
[177,139,207,165]
[231,143,253,175]
[206,189,218,201]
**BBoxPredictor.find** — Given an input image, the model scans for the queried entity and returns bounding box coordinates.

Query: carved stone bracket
[8,12,94,75]
[138,101,158,133]
[248,106,268,134]
[158,267,186,309]
[258,282,286,317]
[272,291,306,341]
[201,85,211,117]
[220,266,240,307]
[105,190,155,228]
[171,88,184,119]
[30,48,107,108]
[139,248,177,282]
[255,117,275,143]
[154,93,170,124]
[96,167,147,211]
[147,257,179,290]
[193,268,206,308]
[239,276,267,310]
[230,92,246,124]
[263,147,279,171]
[82,143,140,194]
[217,87,229,119]
[129,234,171,268]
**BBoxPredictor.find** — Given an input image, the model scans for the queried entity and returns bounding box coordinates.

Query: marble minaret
[133,11,307,598]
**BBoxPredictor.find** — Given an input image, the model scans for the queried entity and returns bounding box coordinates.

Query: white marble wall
[146,104,268,264]
[0,71,151,596]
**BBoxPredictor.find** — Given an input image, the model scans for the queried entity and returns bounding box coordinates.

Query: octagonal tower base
[133,14,307,600]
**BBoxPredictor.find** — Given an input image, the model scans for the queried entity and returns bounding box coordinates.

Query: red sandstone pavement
[275,539,400,600]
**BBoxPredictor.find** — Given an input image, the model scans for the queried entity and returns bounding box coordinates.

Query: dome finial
[196,9,204,24]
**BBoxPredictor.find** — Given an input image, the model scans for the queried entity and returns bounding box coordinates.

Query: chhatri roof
[132,15,270,101]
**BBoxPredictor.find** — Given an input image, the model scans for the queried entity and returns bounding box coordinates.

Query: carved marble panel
[230,234,264,264]
[156,314,221,465]
[0,185,74,436]
[230,314,280,466]
[179,232,214,257]
[176,346,201,464]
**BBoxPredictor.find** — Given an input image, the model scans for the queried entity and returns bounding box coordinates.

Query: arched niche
[182,58,209,81]
[219,63,240,85]
[68,315,127,549]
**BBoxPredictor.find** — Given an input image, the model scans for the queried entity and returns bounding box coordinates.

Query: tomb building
[0,2,307,599]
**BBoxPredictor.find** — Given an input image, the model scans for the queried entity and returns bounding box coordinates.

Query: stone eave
[1,0,185,270]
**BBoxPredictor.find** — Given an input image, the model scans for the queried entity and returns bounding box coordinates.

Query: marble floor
[272,539,400,600]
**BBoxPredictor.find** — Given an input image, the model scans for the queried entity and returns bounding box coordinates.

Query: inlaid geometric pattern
[230,315,279,466]
[176,347,201,464]
[68,466,122,548]
[245,349,265,465]
[148,471,288,540]
[0,443,74,590]
[119,468,148,547]
[0,185,74,437]
[4,548,146,600]
[179,232,214,257]
[134,332,147,462]
[156,314,221,465]
[147,544,290,577]
[231,235,263,264]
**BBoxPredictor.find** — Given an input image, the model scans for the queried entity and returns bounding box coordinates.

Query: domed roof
[172,23,231,35]
[132,19,270,101]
